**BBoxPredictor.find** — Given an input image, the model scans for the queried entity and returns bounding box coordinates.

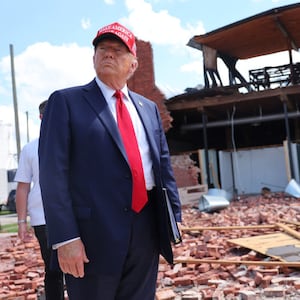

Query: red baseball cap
[92,22,137,57]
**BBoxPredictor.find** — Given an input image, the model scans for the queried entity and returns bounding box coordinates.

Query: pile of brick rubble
[0,232,45,300]
[1,193,300,299]
[156,193,300,299]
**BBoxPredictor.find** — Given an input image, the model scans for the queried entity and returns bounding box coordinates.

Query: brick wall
[171,154,200,187]
[128,39,173,132]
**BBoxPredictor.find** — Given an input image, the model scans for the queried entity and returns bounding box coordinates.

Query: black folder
[162,188,182,244]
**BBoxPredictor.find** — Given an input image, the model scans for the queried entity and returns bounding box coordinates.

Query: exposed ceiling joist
[275,16,298,51]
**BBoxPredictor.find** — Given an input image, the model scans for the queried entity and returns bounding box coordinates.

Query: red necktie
[115,90,148,213]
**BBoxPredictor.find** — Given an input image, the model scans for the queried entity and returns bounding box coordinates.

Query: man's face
[93,37,137,82]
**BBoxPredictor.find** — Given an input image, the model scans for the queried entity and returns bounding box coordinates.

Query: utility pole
[9,44,21,161]
[26,111,29,143]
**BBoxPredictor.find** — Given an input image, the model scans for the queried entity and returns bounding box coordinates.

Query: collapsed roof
[188,3,300,59]
[166,3,300,162]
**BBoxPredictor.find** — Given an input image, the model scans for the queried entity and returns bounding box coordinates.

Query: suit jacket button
[124,207,129,212]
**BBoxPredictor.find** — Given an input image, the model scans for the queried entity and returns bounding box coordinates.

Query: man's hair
[39,100,48,115]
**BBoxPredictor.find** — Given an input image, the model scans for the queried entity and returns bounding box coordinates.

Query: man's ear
[132,59,138,72]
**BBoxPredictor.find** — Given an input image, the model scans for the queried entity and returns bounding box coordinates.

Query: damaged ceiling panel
[229,232,300,262]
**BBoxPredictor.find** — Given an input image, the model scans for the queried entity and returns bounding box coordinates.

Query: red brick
[155,289,176,300]
[239,290,256,300]
[294,280,300,289]
[181,290,200,300]
[263,287,285,297]
[206,245,221,258]
[261,275,272,288]
[254,272,263,286]
[26,294,38,300]
[164,270,178,279]
[218,271,231,280]
[197,263,210,273]
[14,266,28,274]
[212,289,224,299]
[173,276,192,287]
[238,276,250,284]
[258,268,279,276]
[223,286,237,296]
[200,288,214,299]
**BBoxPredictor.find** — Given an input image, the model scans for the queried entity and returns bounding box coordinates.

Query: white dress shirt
[95,77,155,190]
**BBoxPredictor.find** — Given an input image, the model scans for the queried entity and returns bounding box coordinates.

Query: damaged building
[165,3,300,197]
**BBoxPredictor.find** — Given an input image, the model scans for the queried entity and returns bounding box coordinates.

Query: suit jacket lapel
[129,91,160,166]
[83,80,128,162]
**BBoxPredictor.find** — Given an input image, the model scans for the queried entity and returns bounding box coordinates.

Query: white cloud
[157,83,184,98]
[81,18,91,30]
[104,0,115,4]
[181,60,202,75]
[123,0,205,49]
[121,0,206,91]
[0,42,95,148]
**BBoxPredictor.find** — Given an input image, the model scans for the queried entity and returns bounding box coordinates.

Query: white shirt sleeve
[52,237,81,249]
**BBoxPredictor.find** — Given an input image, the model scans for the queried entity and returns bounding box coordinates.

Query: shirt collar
[95,77,130,101]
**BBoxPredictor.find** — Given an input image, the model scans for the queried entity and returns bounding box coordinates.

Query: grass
[0,210,18,233]
[0,223,18,233]
[0,210,12,216]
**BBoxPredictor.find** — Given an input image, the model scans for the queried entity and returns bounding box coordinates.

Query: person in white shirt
[15,100,64,300]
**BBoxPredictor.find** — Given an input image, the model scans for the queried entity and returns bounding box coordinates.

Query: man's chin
[99,66,116,75]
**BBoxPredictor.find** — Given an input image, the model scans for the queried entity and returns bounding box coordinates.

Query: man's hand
[57,239,89,278]
[18,223,31,242]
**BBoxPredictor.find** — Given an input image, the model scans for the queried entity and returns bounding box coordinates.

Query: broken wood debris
[174,258,300,267]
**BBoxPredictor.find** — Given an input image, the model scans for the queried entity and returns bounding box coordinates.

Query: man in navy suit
[39,22,181,300]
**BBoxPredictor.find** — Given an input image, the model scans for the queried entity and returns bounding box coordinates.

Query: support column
[283,99,295,179]
[202,111,214,188]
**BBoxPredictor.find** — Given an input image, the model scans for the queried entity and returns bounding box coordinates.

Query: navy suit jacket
[39,79,181,275]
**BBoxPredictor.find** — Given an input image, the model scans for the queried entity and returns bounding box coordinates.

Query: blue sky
[1,0,300,152]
